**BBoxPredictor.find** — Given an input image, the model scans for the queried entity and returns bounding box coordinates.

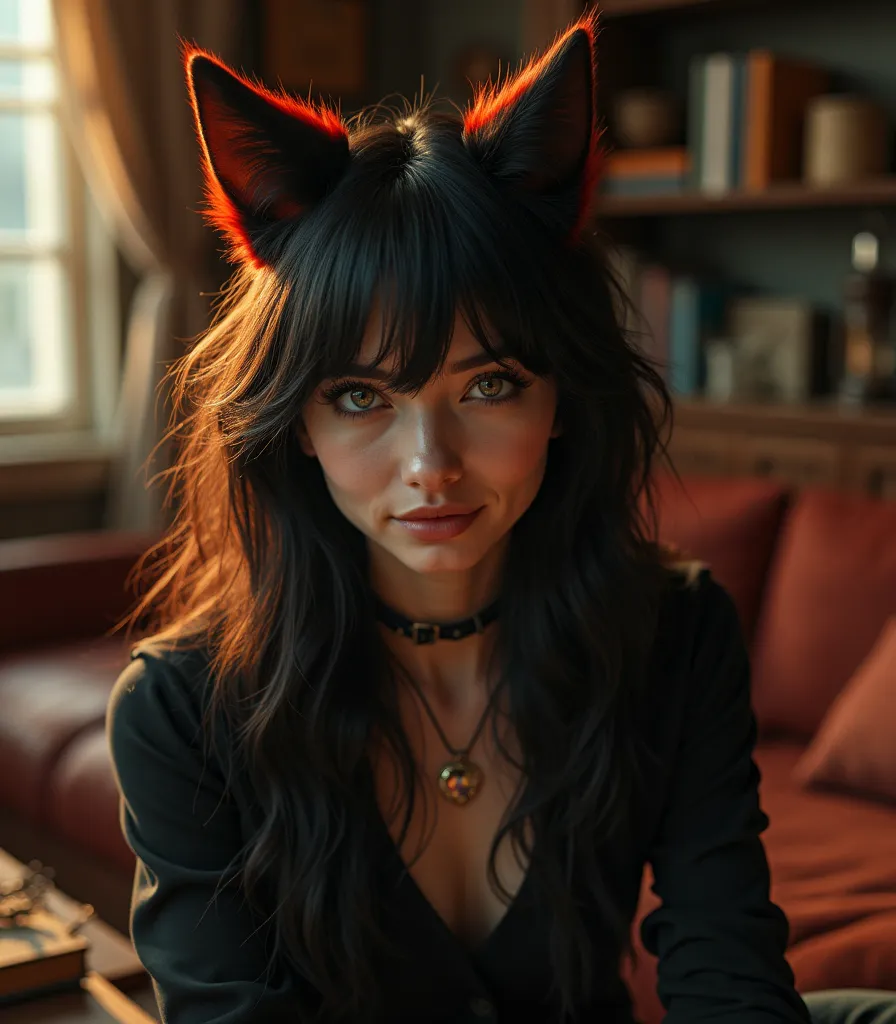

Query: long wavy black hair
[122,11,675,1022]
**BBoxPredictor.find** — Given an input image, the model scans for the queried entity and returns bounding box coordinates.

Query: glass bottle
[839,231,895,405]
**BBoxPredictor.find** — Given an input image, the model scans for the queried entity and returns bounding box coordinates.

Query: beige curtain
[51,0,247,532]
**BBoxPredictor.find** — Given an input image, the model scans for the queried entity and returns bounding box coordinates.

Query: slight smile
[392,505,484,541]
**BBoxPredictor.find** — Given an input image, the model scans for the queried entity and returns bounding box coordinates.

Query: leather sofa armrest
[0,531,159,656]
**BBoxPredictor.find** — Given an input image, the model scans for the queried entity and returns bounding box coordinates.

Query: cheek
[311,432,390,503]
[473,410,555,485]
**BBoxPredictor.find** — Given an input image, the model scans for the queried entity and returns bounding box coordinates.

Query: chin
[397,540,487,576]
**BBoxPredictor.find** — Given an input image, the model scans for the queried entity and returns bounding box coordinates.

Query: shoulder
[653,560,746,677]
[106,640,219,763]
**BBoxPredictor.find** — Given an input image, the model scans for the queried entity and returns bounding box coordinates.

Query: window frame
[0,11,120,499]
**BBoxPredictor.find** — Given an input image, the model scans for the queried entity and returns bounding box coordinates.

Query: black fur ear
[462,11,602,239]
[184,46,351,267]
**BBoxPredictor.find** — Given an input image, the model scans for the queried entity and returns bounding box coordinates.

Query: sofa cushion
[0,638,131,823]
[623,741,896,1024]
[792,616,896,806]
[45,722,134,872]
[751,490,896,740]
[651,474,789,641]
[0,530,156,656]
[756,742,896,990]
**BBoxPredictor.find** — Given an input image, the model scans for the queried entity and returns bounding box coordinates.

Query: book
[607,244,641,338]
[686,55,707,191]
[668,276,728,396]
[728,55,747,189]
[601,174,687,196]
[743,50,830,190]
[701,53,735,193]
[603,146,691,179]
[0,906,88,1002]
[637,264,672,373]
[728,296,829,402]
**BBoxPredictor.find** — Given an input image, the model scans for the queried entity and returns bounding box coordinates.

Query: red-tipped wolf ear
[462,10,602,240]
[184,46,351,267]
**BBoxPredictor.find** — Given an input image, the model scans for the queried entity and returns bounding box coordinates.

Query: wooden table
[2,986,159,1023]
[0,850,158,1022]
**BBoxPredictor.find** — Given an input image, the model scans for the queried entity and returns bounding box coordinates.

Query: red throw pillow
[794,617,896,805]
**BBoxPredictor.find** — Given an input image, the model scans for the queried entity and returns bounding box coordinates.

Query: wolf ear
[184,46,350,267]
[462,11,602,239]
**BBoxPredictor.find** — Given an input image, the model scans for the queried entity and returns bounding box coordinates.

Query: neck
[368,541,506,710]
[367,539,506,624]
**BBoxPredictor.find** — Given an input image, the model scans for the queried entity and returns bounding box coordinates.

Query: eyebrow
[337,351,510,381]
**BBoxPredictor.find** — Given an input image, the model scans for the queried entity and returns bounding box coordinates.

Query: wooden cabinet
[668,400,896,496]
[845,447,896,499]
[734,437,843,488]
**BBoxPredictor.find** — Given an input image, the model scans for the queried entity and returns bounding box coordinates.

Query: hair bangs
[275,117,561,400]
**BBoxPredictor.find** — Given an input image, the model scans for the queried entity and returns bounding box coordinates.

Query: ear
[462,11,603,240]
[550,414,564,440]
[296,419,317,458]
[184,45,351,268]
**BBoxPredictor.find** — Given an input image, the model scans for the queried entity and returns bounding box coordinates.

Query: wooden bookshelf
[669,399,896,495]
[596,178,896,217]
[597,0,790,17]
[591,0,896,495]
[675,398,896,444]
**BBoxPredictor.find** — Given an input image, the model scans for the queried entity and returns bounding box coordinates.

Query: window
[0,0,117,446]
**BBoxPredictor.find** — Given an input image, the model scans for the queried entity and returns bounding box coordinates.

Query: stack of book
[601,50,830,198]
[609,248,728,398]
[688,49,830,193]
[601,147,691,196]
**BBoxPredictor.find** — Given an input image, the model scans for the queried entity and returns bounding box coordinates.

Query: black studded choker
[374,595,501,645]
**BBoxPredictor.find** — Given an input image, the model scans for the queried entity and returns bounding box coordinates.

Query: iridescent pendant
[438,759,483,805]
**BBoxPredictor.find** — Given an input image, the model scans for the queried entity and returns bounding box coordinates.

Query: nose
[399,407,463,491]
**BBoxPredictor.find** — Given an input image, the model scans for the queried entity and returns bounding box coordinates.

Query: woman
[107,12,896,1024]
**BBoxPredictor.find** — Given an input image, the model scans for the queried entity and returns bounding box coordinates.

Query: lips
[392,506,484,540]
[396,504,480,521]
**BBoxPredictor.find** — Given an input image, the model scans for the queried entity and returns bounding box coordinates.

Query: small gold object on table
[0,857,95,1004]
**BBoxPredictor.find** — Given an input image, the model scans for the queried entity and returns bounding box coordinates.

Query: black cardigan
[106,570,812,1024]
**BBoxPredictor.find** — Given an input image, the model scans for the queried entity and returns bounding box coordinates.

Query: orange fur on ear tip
[181,41,349,268]
[462,8,599,134]
[462,8,603,242]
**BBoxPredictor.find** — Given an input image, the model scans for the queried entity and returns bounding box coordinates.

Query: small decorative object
[704,338,738,402]
[612,88,681,149]
[0,856,95,1003]
[728,297,828,403]
[839,231,895,405]
[804,95,890,186]
[438,760,484,806]
[0,860,55,922]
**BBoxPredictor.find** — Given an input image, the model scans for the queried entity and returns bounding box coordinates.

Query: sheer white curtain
[51,0,247,531]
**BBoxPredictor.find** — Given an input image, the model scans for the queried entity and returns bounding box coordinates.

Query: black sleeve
[640,578,812,1024]
[106,649,317,1023]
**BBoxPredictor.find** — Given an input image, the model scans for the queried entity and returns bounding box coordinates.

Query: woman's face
[298,311,561,577]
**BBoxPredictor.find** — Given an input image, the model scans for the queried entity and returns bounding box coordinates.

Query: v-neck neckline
[363,755,534,959]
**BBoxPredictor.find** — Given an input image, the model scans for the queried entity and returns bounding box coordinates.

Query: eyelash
[319,369,533,420]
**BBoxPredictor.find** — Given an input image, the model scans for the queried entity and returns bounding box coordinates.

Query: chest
[369,688,534,951]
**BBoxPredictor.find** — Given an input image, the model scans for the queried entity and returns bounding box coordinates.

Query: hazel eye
[341,388,379,412]
[476,377,505,399]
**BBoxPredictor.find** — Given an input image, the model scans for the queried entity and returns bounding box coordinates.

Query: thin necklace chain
[401,670,499,759]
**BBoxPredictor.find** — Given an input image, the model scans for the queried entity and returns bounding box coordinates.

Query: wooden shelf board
[597,0,783,17]
[674,397,896,443]
[595,178,896,217]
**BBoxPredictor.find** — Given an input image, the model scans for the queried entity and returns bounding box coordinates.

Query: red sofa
[1,477,895,1015]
